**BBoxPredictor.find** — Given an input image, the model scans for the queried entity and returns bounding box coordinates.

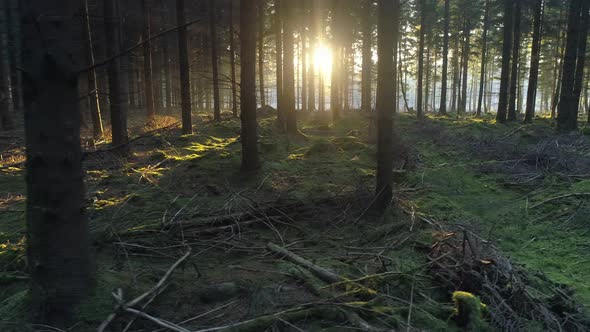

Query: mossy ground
[0,110,588,330]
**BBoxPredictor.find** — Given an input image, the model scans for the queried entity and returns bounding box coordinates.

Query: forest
[1,0,590,331]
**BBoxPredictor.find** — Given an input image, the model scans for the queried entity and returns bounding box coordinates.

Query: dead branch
[267,242,343,284]
[97,248,192,332]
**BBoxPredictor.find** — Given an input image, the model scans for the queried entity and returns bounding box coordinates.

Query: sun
[313,45,333,77]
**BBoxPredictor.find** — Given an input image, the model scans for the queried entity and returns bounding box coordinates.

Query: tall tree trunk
[307,1,316,112]
[425,45,431,112]
[83,0,103,138]
[105,0,129,154]
[451,32,459,112]
[507,0,522,121]
[0,0,14,130]
[557,0,584,131]
[241,0,259,171]
[209,0,221,121]
[524,0,544,123]
[551,9,566,118]
[572,0,589,122]
[301,10,308,113]
[416,0,426,119]
[5,0,22,111]
[330,4,343,122]
[283,0,298,134]
[141,0,156,122]
[21,0,92,325]
[460,18,470,115]
[258,0,266,107]
[274,0,285,128]
[496,0,514,123]
[229,0,238,118]
[375,0,398,212]
[361,0,372,113]
[439,0,450,114]
[177,0,192,134]
[161,1,171,109]
[476,0,490,117]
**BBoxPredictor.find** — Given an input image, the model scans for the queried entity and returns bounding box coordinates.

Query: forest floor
[1,110,590,331]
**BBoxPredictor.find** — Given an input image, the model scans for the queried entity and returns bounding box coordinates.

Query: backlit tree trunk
[209,0,221,121]
[229,0,238,118]
[258,0,266,107]
[361,0,373,113]
[416,0,425,119]
[177,0,192,134]
[524,0,544,124]
[507,0,522,121]
[476,0,490,117]
[496,0,514,123]
[283,0,298,134]
[439,0,450,115]
[241,0,259,171]
[105,0,129,154]
[83,0,103,138]
[274,0,285,129]
[375,0,398,212]
[141,0,156,122]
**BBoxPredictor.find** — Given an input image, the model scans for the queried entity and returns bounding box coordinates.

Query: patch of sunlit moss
[0,237,26,272]
[93,194,137,210]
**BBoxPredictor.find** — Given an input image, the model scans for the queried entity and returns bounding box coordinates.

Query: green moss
[305,139,339,156]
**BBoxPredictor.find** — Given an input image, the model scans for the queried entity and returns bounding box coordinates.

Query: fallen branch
[97,248,192,332]
[530,193,590,209]
[267,242,343,284]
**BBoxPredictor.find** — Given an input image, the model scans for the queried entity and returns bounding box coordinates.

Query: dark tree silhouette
[177,0,193,134]
[439,0,450,115]
[241,0,260,171]
[21,0,93,325]
[496,0,514,123]
[375,0,398,212]
[524,0,544,124]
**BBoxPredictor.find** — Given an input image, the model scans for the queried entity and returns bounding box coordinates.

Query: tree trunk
[496,0,514,123]
[161,2,171,110]
[524,0,544,123]
[460,18,470,115]
[375,0,398,212]
[241,0,259,171]
[361,0,372,113]
[557,0,585,131]
[0,0,14,130]
[451,31,459,112]
[572,0,589,123]
[416,0,426,119]
[258,0,266,107]
[209,0,221,121]
[274,0,285,129]
[141,0,156,122]
[5,0,22,111]
[306,1,315,112]
[507,0,522,121]
[82,0,103,138]
[105,0,129,154]
[21,0,92,325]
[177,0,192,134]
[301,13,308,113]
[229,0,238,118]
[283,0,298,134]
[476,0,490,117]
[439,0,450,114]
